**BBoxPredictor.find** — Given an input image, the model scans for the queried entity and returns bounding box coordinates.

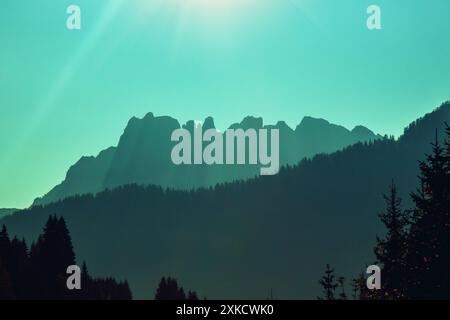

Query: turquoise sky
[1,0,450,208]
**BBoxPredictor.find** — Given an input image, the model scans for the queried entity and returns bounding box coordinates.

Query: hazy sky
[1,0,450,208]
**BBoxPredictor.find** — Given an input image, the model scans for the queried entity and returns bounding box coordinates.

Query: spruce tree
[119,281,133,300]
[0,261,14,300]
[154,277,167,300]
[0,217,133,300]
[155,277,187,300]
[337,276,347,300]
[374,182,408,299]
[351,277,360,300]
[0,225,10,264]
[80,261,92,299]
[187,290,199,300]
[9,237,28,299]
[318,264,338,300]
[406,130,450,299]
[37,215,77,299]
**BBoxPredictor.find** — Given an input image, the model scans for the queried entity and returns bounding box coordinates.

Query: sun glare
[133,0,268,52]
[183,0,243,11]
[175,0,253,24]
[136,0,247,16]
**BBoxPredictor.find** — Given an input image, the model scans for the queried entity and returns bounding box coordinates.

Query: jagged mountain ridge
[33,114,380,206]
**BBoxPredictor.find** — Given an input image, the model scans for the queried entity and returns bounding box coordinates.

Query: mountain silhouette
[33,114,380,206]
[3,102,448,299]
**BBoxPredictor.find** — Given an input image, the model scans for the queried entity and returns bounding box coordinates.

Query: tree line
[0,212,202,300]
[319,126,450,300]
[154,276,200,300]
[0,215,132,300]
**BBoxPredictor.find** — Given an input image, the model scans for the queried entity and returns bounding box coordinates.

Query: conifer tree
[118,281,133,300]
[187,290,199,300]
[337,276,347,300]
[318,264,338,300]
[80,261,92,299]
[155,277,188,300]
[355,272,373,300]
[0,261,14,300]
[406,131,450,299]
[351,277,359,300]
[36,215,76,298]
[374,182,408,299]
[9,237,28,299]
[0,225,10,264]
[0,216,133,300]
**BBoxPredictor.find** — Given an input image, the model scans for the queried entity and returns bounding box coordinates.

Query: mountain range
[2,102,449,299]
[33,115,381,206]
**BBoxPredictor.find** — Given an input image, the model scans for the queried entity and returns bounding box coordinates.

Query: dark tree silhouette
[0,225,10,266]
[374,182,409,299]
[0,225,14,300]
[9,237,28,298]
[351,277,360,300]
[187,290,199,300]
[33,215,77,299]
[405,129,450,299]
[355,125,450,300]
[79,261,92,299]
[154,276,198,300]
[0,260,14,300]
[337,276,348,300]
[318,264,338,300]
[0,216,132,300]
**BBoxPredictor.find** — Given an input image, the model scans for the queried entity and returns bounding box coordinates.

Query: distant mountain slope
[4,102,449,299]
[33,115,380,206]
[0,208,17,219]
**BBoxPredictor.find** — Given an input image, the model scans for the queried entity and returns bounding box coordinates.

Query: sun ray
[0,0,126,170]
